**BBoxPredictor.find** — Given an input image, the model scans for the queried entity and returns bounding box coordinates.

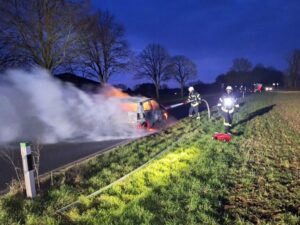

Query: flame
[100,85,136,111]
[102,85,129,98]
[136,121,157,132]
[148,127,157,132]
[163,112,168,120]
[100,85,162,114]
[121,99,160,113]
[145,121,157,132]
[121,103,138,112]
[143,100,159,111]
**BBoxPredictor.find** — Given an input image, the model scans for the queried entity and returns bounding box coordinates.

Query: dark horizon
[93,0,300,87]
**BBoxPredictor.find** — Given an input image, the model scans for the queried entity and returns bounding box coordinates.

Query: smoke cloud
[0,68,144,144]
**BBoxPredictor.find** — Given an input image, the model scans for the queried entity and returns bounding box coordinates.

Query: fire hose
[164,99,211,120]
[164,102,185,109]
[202,99,211,120]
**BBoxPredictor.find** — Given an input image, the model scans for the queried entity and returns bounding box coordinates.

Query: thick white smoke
[0,68,143,144]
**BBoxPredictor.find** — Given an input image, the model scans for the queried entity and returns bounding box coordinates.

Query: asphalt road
[0,140,126,192]
[0,94,220,192]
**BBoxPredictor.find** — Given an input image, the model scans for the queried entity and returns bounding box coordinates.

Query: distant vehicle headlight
[265,87,273,91]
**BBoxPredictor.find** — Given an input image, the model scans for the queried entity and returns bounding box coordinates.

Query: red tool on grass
[213,133,232,142]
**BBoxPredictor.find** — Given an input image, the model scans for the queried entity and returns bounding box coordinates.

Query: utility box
[20,142,36,198]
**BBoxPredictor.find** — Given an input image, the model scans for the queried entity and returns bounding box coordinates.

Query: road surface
[0,140,127,192]
[0,94,220,192]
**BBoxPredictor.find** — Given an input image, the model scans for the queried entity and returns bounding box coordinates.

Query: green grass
[0,93,299,225]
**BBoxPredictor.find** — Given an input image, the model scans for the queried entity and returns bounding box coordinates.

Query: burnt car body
[120,97,168,128]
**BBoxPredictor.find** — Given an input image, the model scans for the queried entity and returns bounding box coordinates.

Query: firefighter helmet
[188,86,194,92]
[226,86,233,91]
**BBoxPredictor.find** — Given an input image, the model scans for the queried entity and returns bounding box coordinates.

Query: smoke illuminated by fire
[121,103,138,112]
[101,84,129,98]
[0,68,146,144]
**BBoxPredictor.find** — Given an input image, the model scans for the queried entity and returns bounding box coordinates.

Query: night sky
[92,0,300,87]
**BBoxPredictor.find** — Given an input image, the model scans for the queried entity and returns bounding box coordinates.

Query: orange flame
[148,127,157,132]
[102,85,129,98]
[121,103,138,112]
[163,112,168,120]
[101,85,137,111]
[143,100,160,111]
[100,86,163,124]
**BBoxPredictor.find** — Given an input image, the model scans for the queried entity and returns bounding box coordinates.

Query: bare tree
[0,148,23,191]
[32,141,43,190]
[0,55,9,72]
[135,43,171,99]
[169,55,197,97]
[230,57,252,73]
[287,49,300,88]
[0,142,43,193]
[78,10,130,84]
[0,40,26,72]
[0,41,9,71]
[0,0,84,73]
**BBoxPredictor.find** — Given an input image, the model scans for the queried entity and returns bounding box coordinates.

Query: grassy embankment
[0,92,299,225]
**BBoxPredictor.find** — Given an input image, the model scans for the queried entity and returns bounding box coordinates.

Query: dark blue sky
[92,0,300,86]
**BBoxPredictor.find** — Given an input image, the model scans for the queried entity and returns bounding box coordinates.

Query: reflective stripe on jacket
[218,93,238,113]
[188,92,201,107]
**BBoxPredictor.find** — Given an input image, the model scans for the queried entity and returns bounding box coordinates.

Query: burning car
[101,85,168,129]
[120,97,168,129]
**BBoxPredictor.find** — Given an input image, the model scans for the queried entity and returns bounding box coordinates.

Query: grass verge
[0,93,299,225]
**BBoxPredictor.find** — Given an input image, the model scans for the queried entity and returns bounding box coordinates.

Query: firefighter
[187,86,201,119]
[218,86,239,133]
[239,85,246,99]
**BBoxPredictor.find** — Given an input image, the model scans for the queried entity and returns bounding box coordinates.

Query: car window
[150,100,160,110]
[143,101,152,111]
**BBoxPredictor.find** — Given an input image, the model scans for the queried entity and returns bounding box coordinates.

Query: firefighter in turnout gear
[218,86,239,133]
[187,86,201,119]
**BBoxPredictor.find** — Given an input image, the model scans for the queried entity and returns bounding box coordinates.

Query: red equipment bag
[213,133,231,142]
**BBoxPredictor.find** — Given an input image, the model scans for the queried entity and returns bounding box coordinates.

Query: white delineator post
[20,142,36,198]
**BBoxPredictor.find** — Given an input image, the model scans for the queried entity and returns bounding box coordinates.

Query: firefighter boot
[225,126,231,134]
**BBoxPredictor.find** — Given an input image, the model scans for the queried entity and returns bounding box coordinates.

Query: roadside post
[20,142,36,198]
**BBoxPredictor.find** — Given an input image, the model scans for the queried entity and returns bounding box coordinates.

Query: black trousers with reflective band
[221,110,233,132]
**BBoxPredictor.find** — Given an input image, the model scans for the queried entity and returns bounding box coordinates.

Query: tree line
[0,0,299,99]
[215,56,300,89]
[215,58,285,87]
[0,0,197,99]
